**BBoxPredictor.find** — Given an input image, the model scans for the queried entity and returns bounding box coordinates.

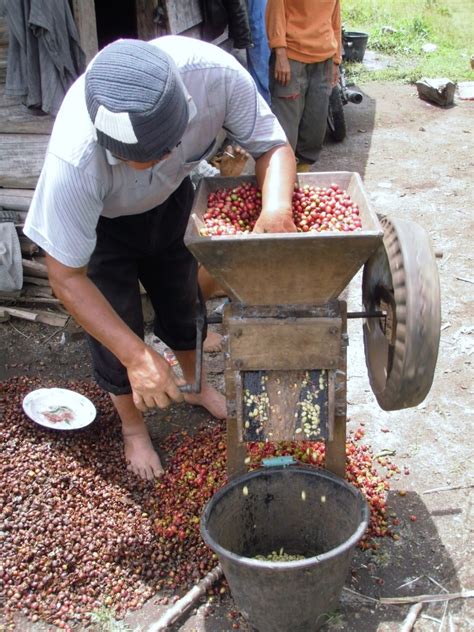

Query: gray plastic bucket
[200,466,369,632]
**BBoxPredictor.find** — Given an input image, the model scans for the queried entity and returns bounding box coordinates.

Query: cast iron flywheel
[362,215,441,411]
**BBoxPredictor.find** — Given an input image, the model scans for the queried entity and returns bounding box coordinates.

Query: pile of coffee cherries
[200,182,362,236]
[1,377,399,629]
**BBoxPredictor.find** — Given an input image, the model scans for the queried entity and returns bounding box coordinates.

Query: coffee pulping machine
[184,172,441,478]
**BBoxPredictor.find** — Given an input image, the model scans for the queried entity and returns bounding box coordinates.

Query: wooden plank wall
[0,17,52,192]
[165,0,202,35]
[0,1,227,195]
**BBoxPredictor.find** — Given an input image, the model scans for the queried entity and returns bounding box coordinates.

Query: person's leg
[86,215,164,480]
[110,393,163,480]
[269,56,307,151]
[138,178,227,418]
[296,59,333,163]
[174,349,226,419]
[198,265,225,353]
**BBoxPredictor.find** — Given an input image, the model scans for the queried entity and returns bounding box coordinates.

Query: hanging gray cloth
[0,223,22,292]
[0,0,85,115]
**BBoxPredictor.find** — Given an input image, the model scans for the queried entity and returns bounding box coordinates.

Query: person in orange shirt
[266,0,341,167]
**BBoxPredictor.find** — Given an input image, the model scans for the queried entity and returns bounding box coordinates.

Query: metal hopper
[184,172,383,306]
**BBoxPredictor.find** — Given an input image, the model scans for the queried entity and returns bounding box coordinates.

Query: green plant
[342,0,473,82]
[89,606,137,632]
[323,610,345,627]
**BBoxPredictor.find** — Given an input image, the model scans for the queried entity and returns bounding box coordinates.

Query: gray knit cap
[85,39,189,162]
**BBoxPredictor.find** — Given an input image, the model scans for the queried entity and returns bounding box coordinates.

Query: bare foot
[203,330,223,353]
[122,425,164,481]
[215,144,250,177]
[185,383,227,419]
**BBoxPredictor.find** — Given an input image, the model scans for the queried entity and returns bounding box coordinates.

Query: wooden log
[22,258,48,278]
[0,188,33,212]
[416,78,456,107]
[23,285,54,298]
[6,296,61,305]
[0,308,11,323]
[0,290,21,299]
[23,276,51,287]
[0,84,54,134]
[34,309,69,327]
[19,235,40,256]
[0,134,49,188]
[1,306,38,322]
[400,603,423,632]
[0,305,68,327]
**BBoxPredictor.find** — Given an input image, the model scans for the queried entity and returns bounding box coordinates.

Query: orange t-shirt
[266,0,342,65]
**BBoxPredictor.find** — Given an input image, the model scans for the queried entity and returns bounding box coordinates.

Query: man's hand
[253,210,297,233]
[217,144,250,177]
[332,63,340,87]
[274,48,291,86]
[126,346,184,412]
[45,254,184,413]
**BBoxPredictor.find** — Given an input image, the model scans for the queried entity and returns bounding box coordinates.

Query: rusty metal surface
[185,173,383,306]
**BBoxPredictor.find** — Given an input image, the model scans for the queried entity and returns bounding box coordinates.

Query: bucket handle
[261,456,299,468]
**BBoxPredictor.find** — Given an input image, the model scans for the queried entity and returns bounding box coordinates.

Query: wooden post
[72,0,99,62]
[325,301,347,478]
[224,305,247,479]
[135,0,160,40]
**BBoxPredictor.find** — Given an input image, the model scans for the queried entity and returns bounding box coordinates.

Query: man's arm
[46,255,183,411]
[332,0,342,66]
[253,141,297,233]
[266,0,291,85]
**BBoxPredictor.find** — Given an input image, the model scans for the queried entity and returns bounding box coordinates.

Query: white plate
[22,388,96,430]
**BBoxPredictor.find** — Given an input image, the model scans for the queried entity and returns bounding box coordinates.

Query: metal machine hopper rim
[362,215,441,411]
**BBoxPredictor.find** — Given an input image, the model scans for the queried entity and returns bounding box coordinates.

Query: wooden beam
[72,0,99,63]
[22,258,48,278]
[135,0,159,40]
[0,134,48,188]
[325,302,347,478]
[227,317,341,370]
[0,189,33,212]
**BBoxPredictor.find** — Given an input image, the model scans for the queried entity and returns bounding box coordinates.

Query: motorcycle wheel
[327,86,346,142]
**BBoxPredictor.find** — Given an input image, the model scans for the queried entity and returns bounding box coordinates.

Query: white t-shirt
[24,36,287,268]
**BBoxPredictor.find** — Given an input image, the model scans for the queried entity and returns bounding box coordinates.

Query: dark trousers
[86,177,200,395]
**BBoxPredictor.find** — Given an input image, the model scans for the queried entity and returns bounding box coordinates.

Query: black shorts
[86,177,202,395]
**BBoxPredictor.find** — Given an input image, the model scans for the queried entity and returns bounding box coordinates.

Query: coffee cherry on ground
[1,377,399,628]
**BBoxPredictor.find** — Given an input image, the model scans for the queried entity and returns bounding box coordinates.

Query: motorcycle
[326,31,366,142]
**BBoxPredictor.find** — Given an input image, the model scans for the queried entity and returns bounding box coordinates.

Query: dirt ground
[1,81,473,632]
